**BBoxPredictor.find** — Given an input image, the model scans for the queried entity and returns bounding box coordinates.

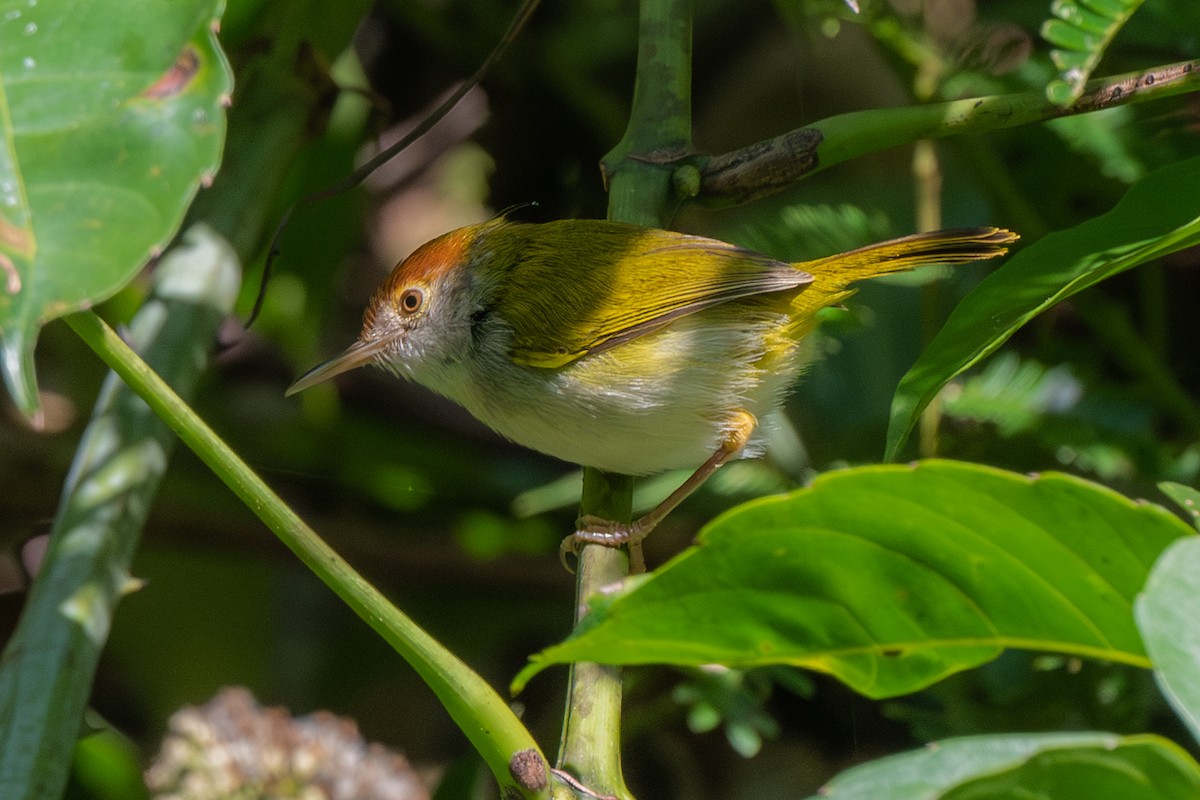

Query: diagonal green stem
[64,310,551,800]
[812,60,1200,168]
[0,226,238,800]
[698,58,1200,205]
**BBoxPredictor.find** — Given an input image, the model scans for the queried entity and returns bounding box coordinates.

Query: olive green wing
[492,222,811,369]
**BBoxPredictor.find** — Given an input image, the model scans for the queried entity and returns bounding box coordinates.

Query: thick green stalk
[600,0,694,227]
[0,227,238,800]
[557,471,633,795]
[65,310,551,800]
[558,1,693,797]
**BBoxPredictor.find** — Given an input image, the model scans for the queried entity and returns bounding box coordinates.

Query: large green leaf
[514,461,1193,697]
[0,0,230,419]
[1136,536,1200,747]
[809,733,1200,800]
[885,156,1200,461]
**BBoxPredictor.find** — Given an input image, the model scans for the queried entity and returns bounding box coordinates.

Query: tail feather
[801,227,1018,289]
[783,226,1017,336]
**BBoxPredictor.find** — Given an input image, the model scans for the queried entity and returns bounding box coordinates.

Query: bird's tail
[787,227,1018,330]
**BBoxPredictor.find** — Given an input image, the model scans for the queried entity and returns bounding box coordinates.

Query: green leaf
[0,0,231,419]
[1159,483,1200,532]
[1041,0,1146,106]
[809,732,1200,799]
[1136,537,1200,746]
[885,155,1200,461]
[514,461,1193,697]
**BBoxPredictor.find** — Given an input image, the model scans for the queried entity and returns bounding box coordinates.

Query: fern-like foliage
[1041,0,1146,106]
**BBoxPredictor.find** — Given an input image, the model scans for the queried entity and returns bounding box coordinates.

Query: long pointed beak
[286,338,389,396]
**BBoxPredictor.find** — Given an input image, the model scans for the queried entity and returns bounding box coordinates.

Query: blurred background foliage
[2,0,1199,797]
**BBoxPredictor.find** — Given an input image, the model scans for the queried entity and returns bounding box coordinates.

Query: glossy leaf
[0,0,231,418]
[811,733,1200,799]
[886,156,1200,461]
[1136,537,1200,746]
[515,461,1193,697]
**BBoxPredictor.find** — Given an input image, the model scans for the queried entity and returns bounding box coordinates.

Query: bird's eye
[398,287,424,314]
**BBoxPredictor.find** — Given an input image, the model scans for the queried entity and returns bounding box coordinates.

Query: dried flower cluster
[146,687,428,800]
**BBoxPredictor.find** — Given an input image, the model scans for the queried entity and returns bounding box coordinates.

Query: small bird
[289,218,1016,553]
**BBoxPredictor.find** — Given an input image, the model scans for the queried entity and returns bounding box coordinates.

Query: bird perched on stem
[290,218,1017,556]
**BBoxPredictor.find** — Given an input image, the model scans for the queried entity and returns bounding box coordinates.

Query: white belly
[421,309,805,475]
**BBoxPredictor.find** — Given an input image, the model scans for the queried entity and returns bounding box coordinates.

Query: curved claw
[558,534,580,573]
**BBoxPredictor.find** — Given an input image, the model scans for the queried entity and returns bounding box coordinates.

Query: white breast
[410,307,806,475]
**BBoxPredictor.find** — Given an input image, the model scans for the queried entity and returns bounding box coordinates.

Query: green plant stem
[556,0,694,797]
[810,58,1200,171]
[697,58,1200,205]
[64,310,551,800]
[913,138,943,459]
[557,471,633,795]
[0,227,237,800]
[600,0,693,227]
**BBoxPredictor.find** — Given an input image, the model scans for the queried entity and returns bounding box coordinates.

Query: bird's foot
[558,516,650,572]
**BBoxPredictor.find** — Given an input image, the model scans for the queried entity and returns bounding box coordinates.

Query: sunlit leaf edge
[809,732,1199,799]
[0,0,232,418]
[514,461,1193,695]
[1136,536,1200,748]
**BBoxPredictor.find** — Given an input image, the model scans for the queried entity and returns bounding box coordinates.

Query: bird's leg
[562,411,757,567]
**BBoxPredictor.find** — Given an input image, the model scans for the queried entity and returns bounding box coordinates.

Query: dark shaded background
[3,1,1200,797]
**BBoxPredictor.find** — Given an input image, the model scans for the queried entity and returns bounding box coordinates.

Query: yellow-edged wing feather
[480,221,1017,369]
[484,220,812,368]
